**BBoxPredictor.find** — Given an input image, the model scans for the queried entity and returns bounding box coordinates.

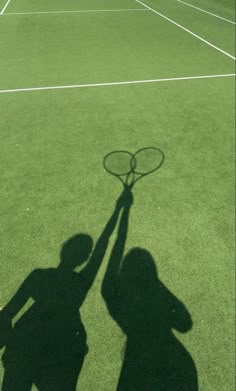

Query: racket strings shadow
[103,147,165,189]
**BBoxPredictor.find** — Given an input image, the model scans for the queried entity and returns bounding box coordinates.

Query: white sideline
[0,0,12,15]
[3,8,148,16]
[0,74,235,94]
[135,0,236,60]
[177,0,236,25]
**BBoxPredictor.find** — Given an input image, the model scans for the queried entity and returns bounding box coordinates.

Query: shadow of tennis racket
[103,147,165,189]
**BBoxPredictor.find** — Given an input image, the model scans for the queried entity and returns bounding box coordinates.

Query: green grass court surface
[0,0,235,390]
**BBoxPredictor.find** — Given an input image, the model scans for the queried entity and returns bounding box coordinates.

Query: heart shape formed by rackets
[103,147,164,188]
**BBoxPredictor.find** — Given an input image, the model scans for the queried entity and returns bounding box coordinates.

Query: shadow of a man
[0,190,127,391]
[102,192,198,391]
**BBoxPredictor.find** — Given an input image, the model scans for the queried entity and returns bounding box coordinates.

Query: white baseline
[3,9,148,16]
[135,0,235,60]
[0,74,235,94]
[177,0,235,25]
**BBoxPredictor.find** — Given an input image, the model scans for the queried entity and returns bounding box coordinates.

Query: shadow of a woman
[0,191,127,391]
[102,191,198,391]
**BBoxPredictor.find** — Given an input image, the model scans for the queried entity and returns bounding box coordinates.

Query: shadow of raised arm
[79,190,132,295]
[101,190,133,304]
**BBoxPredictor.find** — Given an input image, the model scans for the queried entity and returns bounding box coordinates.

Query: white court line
[0,74,235,94]
[3,8,148,16]
[135,0,236,60]
[177,0,236,25]
[0,0,12,15]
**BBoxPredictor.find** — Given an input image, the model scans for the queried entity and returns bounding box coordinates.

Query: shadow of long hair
[102,206,198,391]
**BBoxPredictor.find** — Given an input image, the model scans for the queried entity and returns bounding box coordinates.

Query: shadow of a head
[59,233,93,271]
[119,248,158,296]
[119,247,192,331]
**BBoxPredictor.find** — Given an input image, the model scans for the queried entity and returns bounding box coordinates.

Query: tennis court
[0,0,235,390]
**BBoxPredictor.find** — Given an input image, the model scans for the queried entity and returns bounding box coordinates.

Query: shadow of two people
[0,189,198,390]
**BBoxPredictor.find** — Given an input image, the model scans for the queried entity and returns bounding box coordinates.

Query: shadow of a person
[0,190,127,391]
[102,191,198,391]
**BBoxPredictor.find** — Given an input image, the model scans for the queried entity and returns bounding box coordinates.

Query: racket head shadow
[132,147,165,184]
[103,150,134,186]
